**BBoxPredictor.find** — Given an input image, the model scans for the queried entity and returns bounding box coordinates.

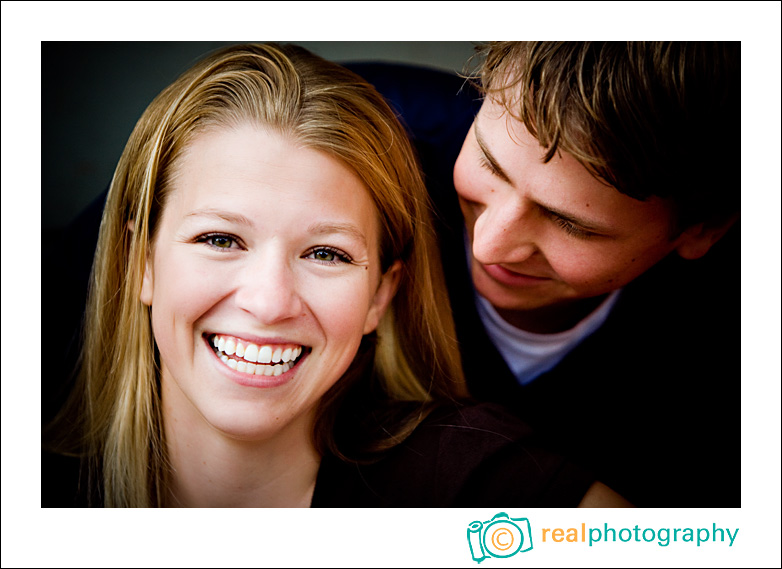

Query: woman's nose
[470,197,538,266]
[234,252,303,324]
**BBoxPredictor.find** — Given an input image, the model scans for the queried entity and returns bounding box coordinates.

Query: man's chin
[472,267,556,311]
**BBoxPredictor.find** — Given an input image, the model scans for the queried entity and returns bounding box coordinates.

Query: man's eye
[479,154,501,177]
[553,216,594,239]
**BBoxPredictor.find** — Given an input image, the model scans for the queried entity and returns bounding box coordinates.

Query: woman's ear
[129,219,154,306]
[140,259,154,306]
[675,214,738,260]
[363,260,403,335]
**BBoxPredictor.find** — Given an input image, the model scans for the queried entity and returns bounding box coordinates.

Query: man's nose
[470,197,538,266]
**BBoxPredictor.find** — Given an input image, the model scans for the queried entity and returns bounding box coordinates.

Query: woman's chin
[201,406,313,445]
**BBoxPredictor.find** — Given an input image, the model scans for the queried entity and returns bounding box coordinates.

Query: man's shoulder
[609,221,739,339]
[344,62,481,181]
[345,61,481,132]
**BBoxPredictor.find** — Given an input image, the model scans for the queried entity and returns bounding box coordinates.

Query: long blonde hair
[50,43,465,507]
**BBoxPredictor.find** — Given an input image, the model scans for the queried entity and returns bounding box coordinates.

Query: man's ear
[129,219,154,306]
[675,214,738,260]
[363,260,403,335]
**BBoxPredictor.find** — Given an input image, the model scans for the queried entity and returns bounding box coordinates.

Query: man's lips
[480,262,551,287]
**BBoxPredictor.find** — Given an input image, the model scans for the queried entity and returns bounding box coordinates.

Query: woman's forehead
[161,126,381,241]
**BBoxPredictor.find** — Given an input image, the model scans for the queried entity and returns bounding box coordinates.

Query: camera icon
[467,512,533,563]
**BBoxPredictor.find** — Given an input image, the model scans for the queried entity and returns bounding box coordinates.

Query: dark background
[41,41,477,232]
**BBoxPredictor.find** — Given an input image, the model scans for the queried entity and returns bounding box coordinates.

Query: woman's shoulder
[312,402,596,508]
[421,400,536,438]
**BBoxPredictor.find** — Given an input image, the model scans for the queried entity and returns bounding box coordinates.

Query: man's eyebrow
[307,222,367,247]
[185,209,255,227]
[474,122,514,186]
[474,120,612,234]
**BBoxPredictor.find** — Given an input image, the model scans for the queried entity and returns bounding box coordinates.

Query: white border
[3,2,780,567]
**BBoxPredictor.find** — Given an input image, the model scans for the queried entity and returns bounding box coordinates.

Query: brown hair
[475,41,740,230]
[50,43,465,506]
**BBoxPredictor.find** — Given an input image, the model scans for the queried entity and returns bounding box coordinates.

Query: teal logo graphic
[467,512,533,563]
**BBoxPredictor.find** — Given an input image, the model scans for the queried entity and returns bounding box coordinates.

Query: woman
[43,43,628,507]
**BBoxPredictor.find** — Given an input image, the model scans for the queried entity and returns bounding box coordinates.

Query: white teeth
[243,343,259,363]
[258,346,272,364]
[213,335,304,376]
[218,352,296,378]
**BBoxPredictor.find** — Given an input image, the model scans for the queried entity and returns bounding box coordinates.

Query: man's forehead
[477,97,539,150]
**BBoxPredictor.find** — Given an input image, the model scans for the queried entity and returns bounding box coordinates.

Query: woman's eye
[304,247,353,265]
[196,233,239,250]
[313,249,336,262]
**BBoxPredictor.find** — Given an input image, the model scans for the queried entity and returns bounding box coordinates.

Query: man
[355,41,739,507]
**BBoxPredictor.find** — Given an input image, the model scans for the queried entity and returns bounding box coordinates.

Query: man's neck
[495,294,610,334]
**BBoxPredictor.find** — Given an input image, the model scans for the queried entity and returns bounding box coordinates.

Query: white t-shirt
[475,289,622,385]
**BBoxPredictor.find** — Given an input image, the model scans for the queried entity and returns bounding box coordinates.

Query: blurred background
[41,41,478,231]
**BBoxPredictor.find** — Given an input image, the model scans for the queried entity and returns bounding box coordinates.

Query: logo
[467,512,533,563]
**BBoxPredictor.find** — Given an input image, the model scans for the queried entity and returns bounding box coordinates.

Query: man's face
[453,98,691,331]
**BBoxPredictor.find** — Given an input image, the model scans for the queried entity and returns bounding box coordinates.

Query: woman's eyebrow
[307,222,367,247]
[183,211,368,245]
[474,122,514,186]
[184,208,255,227]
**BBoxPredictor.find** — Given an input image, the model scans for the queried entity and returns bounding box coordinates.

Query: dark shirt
[42,403,595,508]
[312,403,594,507]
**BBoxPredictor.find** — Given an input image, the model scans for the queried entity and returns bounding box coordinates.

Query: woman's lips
[480,262,551,287]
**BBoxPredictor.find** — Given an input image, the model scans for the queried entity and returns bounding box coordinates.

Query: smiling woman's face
[140,124,399,443]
